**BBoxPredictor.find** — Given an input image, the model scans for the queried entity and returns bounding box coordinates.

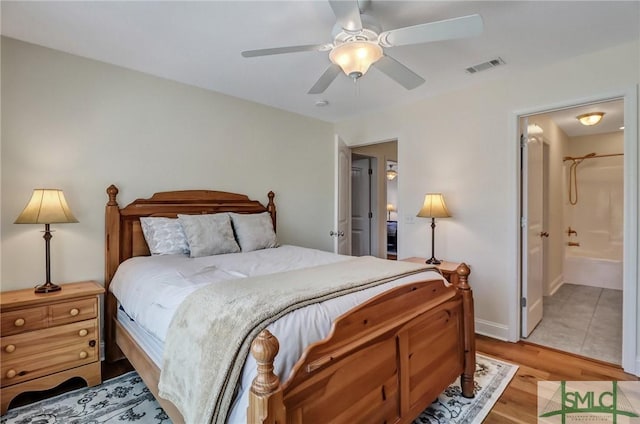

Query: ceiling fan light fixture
[329,41,383,79]
[576,112,605,126]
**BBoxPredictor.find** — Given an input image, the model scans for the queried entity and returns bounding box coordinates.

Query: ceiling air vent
[465,57,505,74]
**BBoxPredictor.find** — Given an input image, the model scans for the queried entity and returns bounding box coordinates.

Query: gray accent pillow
[229,212,278,252]
[177,213,240,258]
[140,217,190,256]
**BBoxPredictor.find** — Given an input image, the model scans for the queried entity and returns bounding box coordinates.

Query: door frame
[339,138,398,258]
[512,87,638,375]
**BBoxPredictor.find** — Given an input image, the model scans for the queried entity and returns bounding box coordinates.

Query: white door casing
[334,136,351,255]
[521,118,544,337]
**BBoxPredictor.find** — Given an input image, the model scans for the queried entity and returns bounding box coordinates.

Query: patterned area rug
[1,354,516,424]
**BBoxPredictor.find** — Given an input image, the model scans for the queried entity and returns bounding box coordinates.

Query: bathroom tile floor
[525,283,622,365]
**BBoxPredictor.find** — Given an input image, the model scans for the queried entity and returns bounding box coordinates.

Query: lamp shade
[329,41,383,78]
[416,193,451,218]
[386,165,397,180]
[387,203,396,212]
[15,189,78,224]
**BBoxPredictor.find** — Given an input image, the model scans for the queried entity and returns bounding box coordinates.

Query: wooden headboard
[103,184,276,361]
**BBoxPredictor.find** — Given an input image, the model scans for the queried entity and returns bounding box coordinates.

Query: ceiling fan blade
[242,44,329,58]
[329,0,363,32]
[379,14,483,47]
[373,55,425,90]
[308,64,342,94]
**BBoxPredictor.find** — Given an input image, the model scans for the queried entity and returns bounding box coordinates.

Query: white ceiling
[542,99,625,137]
[1,1,638,123]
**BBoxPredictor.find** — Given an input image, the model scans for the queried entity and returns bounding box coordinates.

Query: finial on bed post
[248,330,286,424]
[107,185,119,206]
[267,191,276,232]
[456,263,475,398]
[456,263,471,290]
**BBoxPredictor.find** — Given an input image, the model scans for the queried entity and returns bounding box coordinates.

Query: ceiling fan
[241,0,483,94]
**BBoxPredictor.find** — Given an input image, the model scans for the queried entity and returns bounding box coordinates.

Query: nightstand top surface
[401,257,461,273]
[0,281,104,309]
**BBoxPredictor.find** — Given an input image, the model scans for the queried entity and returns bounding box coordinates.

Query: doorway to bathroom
[520,98,625,365]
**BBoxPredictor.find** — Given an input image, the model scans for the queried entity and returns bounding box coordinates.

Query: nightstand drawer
[50,298,97,326]
[1,319,98,362]
[0,306,47,336]
[1,320,99,387]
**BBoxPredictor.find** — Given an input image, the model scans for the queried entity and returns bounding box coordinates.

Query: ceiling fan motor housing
[332,13,381,40]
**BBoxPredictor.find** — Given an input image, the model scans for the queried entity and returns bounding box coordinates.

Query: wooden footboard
[248,264,474,424]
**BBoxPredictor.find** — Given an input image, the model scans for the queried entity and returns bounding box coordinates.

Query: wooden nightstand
[402,257,463,285]
[0,281,104,414]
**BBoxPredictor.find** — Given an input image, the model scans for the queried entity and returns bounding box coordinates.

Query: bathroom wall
[564,131,624,256]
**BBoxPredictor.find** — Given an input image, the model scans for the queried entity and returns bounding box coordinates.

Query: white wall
[0,37,335,291]
[335,41,639,346]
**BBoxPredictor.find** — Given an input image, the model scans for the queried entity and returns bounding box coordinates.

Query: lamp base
[425,257,442,265]
[34,282,62,294]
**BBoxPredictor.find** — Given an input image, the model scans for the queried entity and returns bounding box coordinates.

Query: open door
[334,135,351,255]
[521,118,545,337]
[351,156,372,256]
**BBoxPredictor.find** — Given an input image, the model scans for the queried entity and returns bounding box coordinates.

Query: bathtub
[564,245,623,290]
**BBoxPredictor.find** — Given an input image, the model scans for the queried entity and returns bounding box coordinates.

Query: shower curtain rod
[563,153,623,162]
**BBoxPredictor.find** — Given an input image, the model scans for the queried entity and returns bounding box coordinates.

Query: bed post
[248,330,286,424]
[456,263,475,398]
[267,191,276,232]
[105,184,124,362]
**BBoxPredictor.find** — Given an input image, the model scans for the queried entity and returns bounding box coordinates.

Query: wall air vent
[465,57,506,74]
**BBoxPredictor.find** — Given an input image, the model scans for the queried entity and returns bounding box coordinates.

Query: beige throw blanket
[158,256,433,424]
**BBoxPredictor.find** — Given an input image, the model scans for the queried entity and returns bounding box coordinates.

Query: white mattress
[110,245,445,423]
[116,307,164,366]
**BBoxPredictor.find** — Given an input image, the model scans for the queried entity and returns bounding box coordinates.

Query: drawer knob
[6,369,16,379]
[79,351,88,359]
[69,308,80,316]
[78,329,88,337]
[5,344,16,353]
[14,318,25,327]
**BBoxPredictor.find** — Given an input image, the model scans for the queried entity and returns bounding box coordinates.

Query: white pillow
[139,217,190,256]
[229,212,277,252]
[178,213,240,258]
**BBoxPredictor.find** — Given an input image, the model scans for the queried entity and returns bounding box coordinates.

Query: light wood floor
[477,335,639,423]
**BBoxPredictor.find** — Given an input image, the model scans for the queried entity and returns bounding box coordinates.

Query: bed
[103,184,475,424]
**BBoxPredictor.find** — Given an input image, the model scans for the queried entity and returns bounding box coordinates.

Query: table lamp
[15,189,78,293]
[387,203,396,220]
[416,193,451,265]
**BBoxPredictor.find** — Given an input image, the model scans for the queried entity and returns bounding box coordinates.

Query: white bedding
[110,245,354,342]
[109,245,445,423]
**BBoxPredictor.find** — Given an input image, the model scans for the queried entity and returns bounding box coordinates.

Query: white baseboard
[475,318,510,341]
[548,275,564,296]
